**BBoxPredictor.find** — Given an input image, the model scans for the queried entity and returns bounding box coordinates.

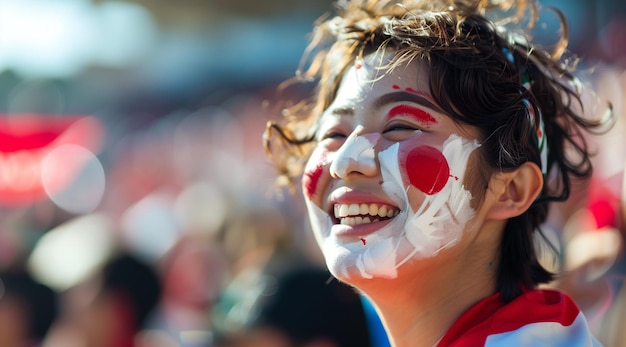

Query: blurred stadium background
[0,0,625,346]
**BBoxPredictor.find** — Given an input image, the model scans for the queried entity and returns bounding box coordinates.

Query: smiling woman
[299,56,484,282]
[264,0,612,346]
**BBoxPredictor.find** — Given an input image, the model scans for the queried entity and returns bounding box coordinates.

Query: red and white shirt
[437,289,602,346]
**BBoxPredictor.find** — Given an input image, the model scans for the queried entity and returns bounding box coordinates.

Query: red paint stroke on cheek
[360,238,367,245]
[392,84,401,90]
[387,105,437,125]
[303,164,324,200]
[404,146,450,195]
[302,151,327,200]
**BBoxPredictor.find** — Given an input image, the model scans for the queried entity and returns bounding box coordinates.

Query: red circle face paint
[404,146,450,195]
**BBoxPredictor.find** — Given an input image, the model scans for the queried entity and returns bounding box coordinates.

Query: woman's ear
[486,162,543,220]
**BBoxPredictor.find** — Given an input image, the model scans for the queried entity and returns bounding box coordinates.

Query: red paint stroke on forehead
[302,151,327,200]
[405,87,435,102]
[387,105,437,125]
[404,146,450,195]
[391,85,436,104]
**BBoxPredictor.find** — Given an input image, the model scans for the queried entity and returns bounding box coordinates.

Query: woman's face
[303,52,483,281]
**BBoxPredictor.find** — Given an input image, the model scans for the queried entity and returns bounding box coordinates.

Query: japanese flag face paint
[380,135,480,272]
[303,51,482,281]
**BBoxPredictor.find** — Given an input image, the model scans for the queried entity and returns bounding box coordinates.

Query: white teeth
[360,204,369,215]
[339,216,372,225]
[369,204,378,216]
[378,205,387,218]
[348,204,360,215]
[333,203,400,226]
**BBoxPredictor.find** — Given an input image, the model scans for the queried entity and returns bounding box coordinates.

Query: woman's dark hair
[264,0,612,302]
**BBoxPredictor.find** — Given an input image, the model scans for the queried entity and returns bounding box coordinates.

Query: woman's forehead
[332,51,430,104]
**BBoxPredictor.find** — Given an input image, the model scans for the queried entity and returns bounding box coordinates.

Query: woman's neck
[355,243,499,347]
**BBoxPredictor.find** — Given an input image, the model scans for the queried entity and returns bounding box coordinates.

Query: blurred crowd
[0,0,626,347]
[0,93,375,346]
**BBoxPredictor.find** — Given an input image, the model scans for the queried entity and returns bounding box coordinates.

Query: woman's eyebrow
[329,106,355,116]
[373,91,445,114]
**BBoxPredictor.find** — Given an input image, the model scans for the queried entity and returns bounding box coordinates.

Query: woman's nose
[329,128,379,179]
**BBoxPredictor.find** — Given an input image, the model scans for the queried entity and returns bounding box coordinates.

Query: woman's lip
[331,218,395,239]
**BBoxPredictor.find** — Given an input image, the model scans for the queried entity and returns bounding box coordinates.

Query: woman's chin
[321,237,402,282]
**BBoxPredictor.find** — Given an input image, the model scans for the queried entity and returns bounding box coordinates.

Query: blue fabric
[360,295,391,347]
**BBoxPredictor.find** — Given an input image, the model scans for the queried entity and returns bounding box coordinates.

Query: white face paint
[382,135,481,268]
[303,51,484,281]
[329,126,379,179]
[305,134,480,279]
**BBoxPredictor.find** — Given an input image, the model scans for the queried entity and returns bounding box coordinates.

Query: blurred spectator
[0,268,58,347]
[211,202,374,347]
[544,63,626,347]
[212,261,371,347]
[218,204,293,276]
[46,252,161,347]
[140,234,229,347]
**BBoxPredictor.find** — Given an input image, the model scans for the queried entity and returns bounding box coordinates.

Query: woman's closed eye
[383,123,422,133]
[384,105,438,134]
[320,130,348,141]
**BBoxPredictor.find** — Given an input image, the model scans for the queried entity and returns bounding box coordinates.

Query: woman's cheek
[302,146,331,201]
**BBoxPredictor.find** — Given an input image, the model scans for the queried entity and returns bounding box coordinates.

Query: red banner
[0,114,104,206]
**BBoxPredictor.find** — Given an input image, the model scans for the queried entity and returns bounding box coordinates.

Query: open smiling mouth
[333,203,400,226]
